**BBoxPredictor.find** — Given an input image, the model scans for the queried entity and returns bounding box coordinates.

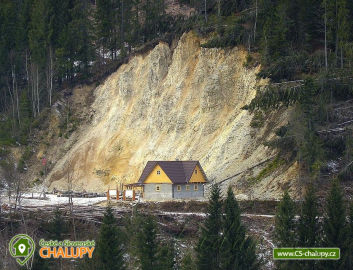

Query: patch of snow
[235,193,249,200]
[327,160,339,173]
[1,193,106,207]
[160,211,207,217]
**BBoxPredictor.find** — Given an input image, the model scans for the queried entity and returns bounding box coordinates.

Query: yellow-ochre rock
[45,32,299,199]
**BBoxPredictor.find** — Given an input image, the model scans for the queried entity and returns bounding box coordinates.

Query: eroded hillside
[42,32,299,199]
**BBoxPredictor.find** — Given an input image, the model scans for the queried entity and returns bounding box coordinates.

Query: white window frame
[194,184,198,191]
[156,185,161,192]
[186,185,190,191]
[177,185,181,191]
[157,170,161,175]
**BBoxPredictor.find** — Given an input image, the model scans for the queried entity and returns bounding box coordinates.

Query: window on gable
[195,169,197,174]
[157,170,160,175]
[186,185,190,191]
[194,184,198,191]
[156,185,161,192]
[177,185,181,191]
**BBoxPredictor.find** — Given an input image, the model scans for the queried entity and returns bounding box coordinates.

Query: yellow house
[137,161,208,200]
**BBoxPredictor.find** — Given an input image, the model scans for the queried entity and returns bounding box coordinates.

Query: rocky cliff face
[45,32,299,199]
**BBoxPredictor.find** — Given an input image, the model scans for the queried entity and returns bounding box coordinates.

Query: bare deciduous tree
[65,159,77,240]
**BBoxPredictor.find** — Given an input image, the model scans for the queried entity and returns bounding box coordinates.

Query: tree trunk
[121,0,124,53]
[217,0,221,17]
[204,0,207,22]
[12,65,20,127]
[324,1,328,71]
[48,46,53,107]
[254,0,257,42]
[36,65,40,115]
[7,83,15,134]
[335,0,338,66]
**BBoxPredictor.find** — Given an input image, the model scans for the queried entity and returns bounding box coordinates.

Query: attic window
[157,170,161,175]
[195,170,197,174]
[177,185,181,191]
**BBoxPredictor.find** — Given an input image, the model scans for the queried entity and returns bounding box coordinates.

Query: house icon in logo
[12,238,30,257]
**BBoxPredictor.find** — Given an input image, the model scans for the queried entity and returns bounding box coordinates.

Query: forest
[1,0,353,182]
[1,0,353,268]
[2,182,352,269]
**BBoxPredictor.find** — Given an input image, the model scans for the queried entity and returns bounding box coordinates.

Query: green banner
[273,248,340,260]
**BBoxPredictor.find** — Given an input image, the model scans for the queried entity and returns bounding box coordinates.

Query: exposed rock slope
[45,32,299,199]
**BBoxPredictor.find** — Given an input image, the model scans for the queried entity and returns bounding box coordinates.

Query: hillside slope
[44,32,299,199]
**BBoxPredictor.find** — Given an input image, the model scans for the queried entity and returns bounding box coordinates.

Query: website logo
[9,234,36,266]
[39,239,95,259]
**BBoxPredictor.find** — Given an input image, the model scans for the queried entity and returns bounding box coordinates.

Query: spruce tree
[274,190,298,270]
[275,190,296,246]
[345,203,353,270]
[156,241,175,270]
[95,0,116,59]
[323,180,346,247]
[337,0,350,67]
[323,179,347,269]
[68,0,94,78]
[220,187,257,270]
[48,207,66,240]
[136,214,159,270]
[297,184,319,270]
[298,184,319,247]
[96,205,125,270]
[181,253,196,270]
[196,184,222,270]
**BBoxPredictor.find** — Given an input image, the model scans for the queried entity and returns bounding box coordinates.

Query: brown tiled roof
[137,161,208,184]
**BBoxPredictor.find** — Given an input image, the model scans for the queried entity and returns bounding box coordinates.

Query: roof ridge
[138,160,205,184]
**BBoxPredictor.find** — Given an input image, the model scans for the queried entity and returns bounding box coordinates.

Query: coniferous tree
[220,187,257,270]
[136,214,159,270]
[156,241,175,270]
[96,205,125,270]
[337,0,350,68]
[298,185,319,247]
[322,179,347,269]
[181,252,196,270]
[345,203,353,270]
[196,184,222,270]
[297,184,319,270]
[48,207,66,240]
[275,190,296,247]
[95,0,117,59]
[18,90,32,144]
[274,190,298,270]
[68,0,94,78]
[259,0,288,63]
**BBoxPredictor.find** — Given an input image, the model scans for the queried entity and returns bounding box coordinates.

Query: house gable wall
[144,164,173,184]
[188,165,207,183]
